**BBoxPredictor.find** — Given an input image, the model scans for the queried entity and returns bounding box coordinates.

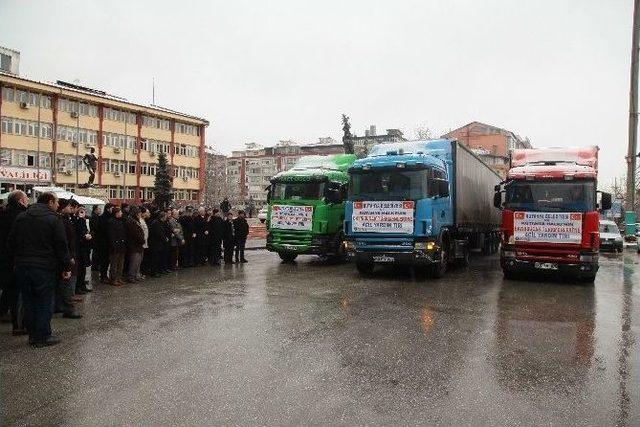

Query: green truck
[266,154,357,262]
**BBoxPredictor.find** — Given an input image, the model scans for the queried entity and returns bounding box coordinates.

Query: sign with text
[271,205,313,231]
[0,166,51,183]
[352,201,415,234]
[513,211,583,244]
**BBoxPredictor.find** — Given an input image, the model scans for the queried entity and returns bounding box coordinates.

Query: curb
[246,246,267,251]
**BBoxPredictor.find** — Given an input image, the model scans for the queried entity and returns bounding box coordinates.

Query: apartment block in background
[225,138,344,207]
[442,121,532,178]
[0,70,208,204]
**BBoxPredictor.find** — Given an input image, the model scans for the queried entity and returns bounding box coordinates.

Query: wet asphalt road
[1,249,639,426]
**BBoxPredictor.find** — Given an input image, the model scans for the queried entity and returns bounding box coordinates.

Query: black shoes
[241,259,248,263]
[31,336,61,348]
[62,313,83,319]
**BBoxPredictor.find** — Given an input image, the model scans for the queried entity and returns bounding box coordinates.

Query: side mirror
[493,191,503,209]
[600,191,612,211]
[325,188,341,204]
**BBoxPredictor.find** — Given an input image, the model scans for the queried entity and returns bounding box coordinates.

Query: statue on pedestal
[82,147,98,187]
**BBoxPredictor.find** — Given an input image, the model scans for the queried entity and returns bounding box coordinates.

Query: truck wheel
[580,274,596,284]
[326,233,347,264]
[503,270,518,280]
[356,261,375,276]
[278,252,298,263]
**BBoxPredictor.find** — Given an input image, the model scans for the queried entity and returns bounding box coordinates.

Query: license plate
[373,255,395,263]
[535,262,558,270]
[282,244,298,251]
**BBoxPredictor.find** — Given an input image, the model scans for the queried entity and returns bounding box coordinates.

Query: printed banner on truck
[271,205,313,231]
[513,212,582,244]
[352,201,415,233]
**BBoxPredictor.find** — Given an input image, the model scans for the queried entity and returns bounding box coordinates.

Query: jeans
[234,237,247,261]
[109,252,125,283]
[16,266,56,343]
[127,252,143,281]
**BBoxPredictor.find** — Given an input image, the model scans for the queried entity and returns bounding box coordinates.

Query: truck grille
[270,230,313,246]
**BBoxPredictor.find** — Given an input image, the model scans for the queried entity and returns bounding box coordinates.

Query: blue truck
[344,139,501,277]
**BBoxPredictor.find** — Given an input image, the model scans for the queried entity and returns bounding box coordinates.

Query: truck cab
[495,146,612,282]
[266,154,356,262]
[344,139,501,277]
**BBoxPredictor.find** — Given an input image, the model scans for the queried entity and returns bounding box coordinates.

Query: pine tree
[153,151,173,209]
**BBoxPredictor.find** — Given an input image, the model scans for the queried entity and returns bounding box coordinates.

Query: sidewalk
[246,238,266,250]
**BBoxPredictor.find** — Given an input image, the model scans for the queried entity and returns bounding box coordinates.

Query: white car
[258,207,268,223]
[599,220,623,252]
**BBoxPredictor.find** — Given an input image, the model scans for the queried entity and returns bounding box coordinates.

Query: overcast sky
[0,0,634,186]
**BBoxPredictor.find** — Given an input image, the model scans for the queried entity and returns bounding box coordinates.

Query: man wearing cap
[8,192,72,347]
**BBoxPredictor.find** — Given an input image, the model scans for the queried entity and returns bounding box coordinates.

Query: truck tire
[580,274,596,284]
[503,270,518,280]
[323,233,347,264]
[356,261,375,276]
[429,248,447,278]
[278,252,298,263]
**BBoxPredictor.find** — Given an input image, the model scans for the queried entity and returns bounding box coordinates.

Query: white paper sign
[271,205,313,231]
[513,211,583,244]
[352,201,415,233]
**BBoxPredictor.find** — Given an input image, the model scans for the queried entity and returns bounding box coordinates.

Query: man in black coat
[222,212,235,264]
[148,211,169,277]
[8,192,72,347]
[220,198,231,216]
[178,207,194,267]
[208,209,224,265]
[55,199,81,319]
[233,210,249,263]
[0,190,28,335]
[97,203,114,283]
[193,207,209,265]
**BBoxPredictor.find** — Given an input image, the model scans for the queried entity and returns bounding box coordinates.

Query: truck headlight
[580,254,598,262]
[503,250,516,258]
[415,241,435,251]
[343,241,355,251]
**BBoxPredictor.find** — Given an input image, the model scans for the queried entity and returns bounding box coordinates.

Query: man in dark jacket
[75,205,92,294]
[222,212,235,264]
[107,207,127,286]
[0,190,28,335]
[233,210,249,263]
[55,199,81,319]
[8,192,72,347]
[208,209,224,265]
[178,207,194,268]
[148,211,169,277]
[97,203,114,283]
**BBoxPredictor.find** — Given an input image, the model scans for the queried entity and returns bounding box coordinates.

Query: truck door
[429,167,452,235]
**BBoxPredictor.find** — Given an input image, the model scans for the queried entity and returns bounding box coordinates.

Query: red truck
[494,146,612,283]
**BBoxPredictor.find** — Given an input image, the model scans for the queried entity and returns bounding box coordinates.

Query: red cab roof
[508,146,598,180]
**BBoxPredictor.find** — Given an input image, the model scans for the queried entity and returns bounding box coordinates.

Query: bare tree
[413,125,433,141]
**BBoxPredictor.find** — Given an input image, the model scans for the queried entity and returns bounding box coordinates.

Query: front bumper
[500,247,599,278]
[346,249,440,265]
[267,234,333,255]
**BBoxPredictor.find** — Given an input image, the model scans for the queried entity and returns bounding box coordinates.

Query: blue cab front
[344,140,454,267]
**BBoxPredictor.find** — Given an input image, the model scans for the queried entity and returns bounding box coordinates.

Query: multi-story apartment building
[442,121,532,178]
[0,59,208,204]
[226,138,344,207]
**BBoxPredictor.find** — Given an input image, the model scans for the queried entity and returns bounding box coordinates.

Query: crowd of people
[0,192,250,348]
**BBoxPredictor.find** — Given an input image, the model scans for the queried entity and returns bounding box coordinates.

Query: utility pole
[626,0,640,217]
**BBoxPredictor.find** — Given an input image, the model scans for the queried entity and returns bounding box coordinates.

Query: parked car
[258,207,268,223]
[599,219,623,252]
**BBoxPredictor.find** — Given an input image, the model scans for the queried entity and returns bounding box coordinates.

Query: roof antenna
[152,77,155,105]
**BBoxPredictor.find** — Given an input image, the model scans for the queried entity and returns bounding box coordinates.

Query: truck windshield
[504,181,596,212]
[272,181,325,200]
[349,169,427,201]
